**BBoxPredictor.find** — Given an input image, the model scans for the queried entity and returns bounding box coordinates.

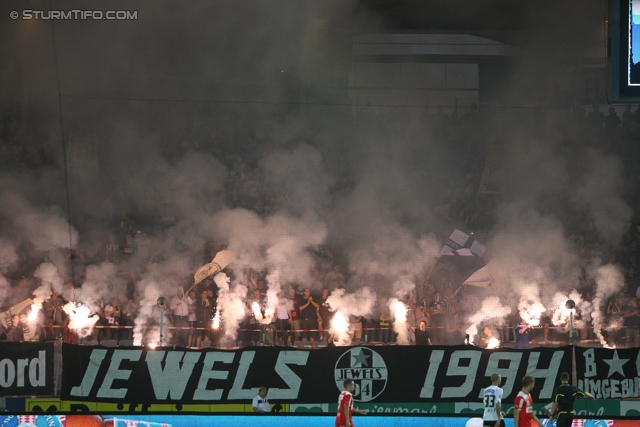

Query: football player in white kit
[483,373,505,427]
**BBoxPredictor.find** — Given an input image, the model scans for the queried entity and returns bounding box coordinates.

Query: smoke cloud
[465,296,512,344]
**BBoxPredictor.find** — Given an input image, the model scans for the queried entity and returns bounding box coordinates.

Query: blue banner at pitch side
[0,414,623,427]
[61,344,571,404]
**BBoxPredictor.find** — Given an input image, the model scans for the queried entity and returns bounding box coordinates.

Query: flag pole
[419,256,440,302]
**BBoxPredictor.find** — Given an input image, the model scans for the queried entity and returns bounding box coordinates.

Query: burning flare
[27,304,40,323]
[330,311,351,346]
[252,301,261,318]
[212,311,221,329]
[63,302,99,339]
[389,298,410,345]
[390,299,407,321]
[487,337,500,349]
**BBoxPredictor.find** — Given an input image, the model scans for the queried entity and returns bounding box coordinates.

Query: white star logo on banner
[603,350,629,377]
[351,349,370,367]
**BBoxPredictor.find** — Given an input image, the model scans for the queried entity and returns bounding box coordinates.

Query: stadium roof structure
[352,34,518,58]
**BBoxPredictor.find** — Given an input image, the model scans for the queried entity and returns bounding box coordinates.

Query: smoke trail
[131,255,193,345]
[29,262,64,322]
[33,262,64,294]
[325,287,377,345]
[592,264,624,347]
[132,281,172,346]
[259,270,282,325]
[514,281,547,326]
[213,272,248,340]
[388,298,410,345]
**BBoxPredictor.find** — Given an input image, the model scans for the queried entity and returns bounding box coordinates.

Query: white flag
[193,250,236,284]
[439,229,485,257]
[462,259,509,289]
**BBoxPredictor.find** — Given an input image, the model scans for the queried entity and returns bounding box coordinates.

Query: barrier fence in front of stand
[43,323,622,348]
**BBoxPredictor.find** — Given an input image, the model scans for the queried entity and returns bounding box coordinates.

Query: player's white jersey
[482,385,503,421]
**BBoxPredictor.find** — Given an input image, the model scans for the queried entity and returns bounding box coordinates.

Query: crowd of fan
[2,98,640,348]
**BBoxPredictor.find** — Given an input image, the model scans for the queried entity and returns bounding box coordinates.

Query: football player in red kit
[514,375,542,427]
[336,379,368,427]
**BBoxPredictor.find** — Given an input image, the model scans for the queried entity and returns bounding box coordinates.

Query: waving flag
[194,250,236,284]
[462,258,509,289]
[439,229,485,257]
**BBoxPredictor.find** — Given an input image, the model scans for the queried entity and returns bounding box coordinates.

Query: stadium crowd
[1,96,640,348]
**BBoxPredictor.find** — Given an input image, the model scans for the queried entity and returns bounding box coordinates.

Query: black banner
[575,347,640,399]
[61,344,571,404]
[0,342,54,396]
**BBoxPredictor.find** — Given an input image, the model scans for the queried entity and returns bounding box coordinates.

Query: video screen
[610,0,640,100]
[629,0,640,84]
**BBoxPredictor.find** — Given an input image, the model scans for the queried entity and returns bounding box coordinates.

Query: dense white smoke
[0,239,18,306]
[550,289,582,327]
[0,239,18,274]
[570,150,633,246]
[0,0,637,351]
[74,262,124,314]
[63,302,99,339]
[212,209,328,286]
[259,144,333,214]
[0,192,78,252]
[465,296,512,344]
[33,263,64,295]
[326,287,377,319]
